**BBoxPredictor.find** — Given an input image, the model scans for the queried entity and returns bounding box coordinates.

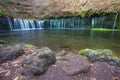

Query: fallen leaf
[13,76,19,80]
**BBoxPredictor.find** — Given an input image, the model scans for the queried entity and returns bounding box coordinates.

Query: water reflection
[0,30,120,57]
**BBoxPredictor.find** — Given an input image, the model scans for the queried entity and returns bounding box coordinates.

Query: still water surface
[0,30,120,57]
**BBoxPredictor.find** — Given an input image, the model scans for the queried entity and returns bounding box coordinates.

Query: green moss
[0,40,7,44]
[18,48,24,54]
[40,15,46,20]
[55,15,60,19]
[22,44,37,49]
[0,6,5,16]
[81,8,90,17]
[79,48,119,59]
[92,47,105,50]
[107,7,118,13]
[91,28,120,31]
[40,13,50,20]
[79,49,90,56]
[24,18,36,20]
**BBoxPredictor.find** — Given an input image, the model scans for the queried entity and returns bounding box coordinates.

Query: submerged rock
[79,49,120,66]
[0,46,24,63]
[22,47,56,75]
[62,54,91,75]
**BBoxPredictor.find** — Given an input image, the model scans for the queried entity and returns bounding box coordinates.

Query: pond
[0,30,120,57]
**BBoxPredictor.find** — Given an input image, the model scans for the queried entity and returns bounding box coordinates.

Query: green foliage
[88,8,104,16]
[40,15,46,20]
[0,7,5,16]
[55,15,60,19]
[108,7,118,13]
[81,8,89,17]
[40,13,50,20]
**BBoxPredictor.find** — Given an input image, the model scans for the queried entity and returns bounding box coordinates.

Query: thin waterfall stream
[113,13,119,30]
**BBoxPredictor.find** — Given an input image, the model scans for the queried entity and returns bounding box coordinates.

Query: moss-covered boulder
[0,46,24,63]
[79,49,120,66]
[22,47,56,75]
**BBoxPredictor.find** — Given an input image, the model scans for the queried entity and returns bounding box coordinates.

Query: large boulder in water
[62,54,91,75]
[79,49,120,66]
[0,46,24,63]
[22,47,56,75]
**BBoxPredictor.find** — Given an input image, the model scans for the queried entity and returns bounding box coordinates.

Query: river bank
[0,44,120,80]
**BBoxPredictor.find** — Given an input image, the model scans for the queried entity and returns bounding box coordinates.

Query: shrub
[0,6,5,16]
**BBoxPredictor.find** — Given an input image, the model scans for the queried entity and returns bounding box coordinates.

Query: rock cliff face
[0,0,120,18]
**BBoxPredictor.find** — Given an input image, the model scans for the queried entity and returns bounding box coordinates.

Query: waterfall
[6,16,13,30]
[7,17,45,31]
[23,20,29,30]
[29,20,35,29]
[61,18,64,29]
[50,19,54,29]
[36,20,44,29]
[113,13,119,30]
[20,19,26,30]
[92,18,94,28]
[11,17,91,30]
[13,18,19,30]
[91,15,116,28]
[46,17,92,29]
[1,14,118,31]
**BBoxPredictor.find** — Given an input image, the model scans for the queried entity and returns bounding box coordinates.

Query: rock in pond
[0,46,24,63]
[22,47,56,75]
[62,54,91,75]
[79,49,120,66]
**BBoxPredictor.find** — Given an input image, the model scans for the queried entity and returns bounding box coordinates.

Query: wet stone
[22,47,56,75]
[62,54,91,75]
